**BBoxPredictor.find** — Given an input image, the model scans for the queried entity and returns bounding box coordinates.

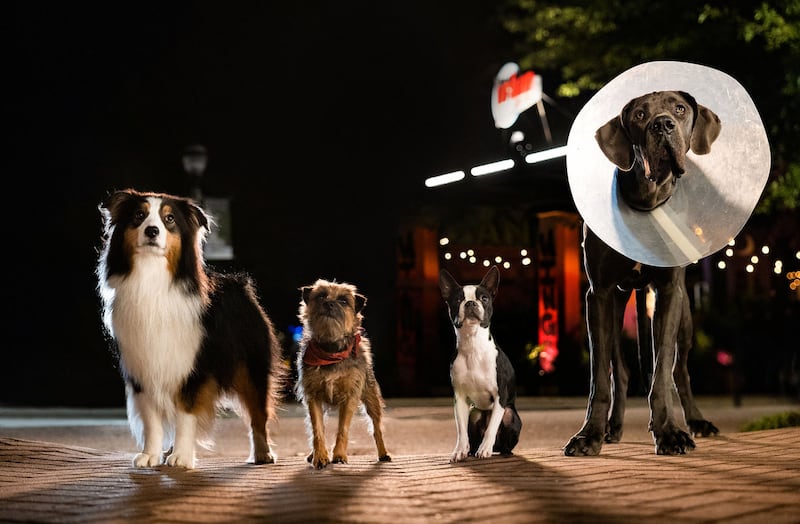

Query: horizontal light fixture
[524,145,568,164]
[425,170,466,187]
[425,145,569,188]
[470,158,515,177]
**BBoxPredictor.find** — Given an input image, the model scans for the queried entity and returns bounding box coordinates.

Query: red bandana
[303,331,361,367]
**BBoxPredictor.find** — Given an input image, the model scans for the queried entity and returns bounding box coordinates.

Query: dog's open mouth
[645,142,685,182]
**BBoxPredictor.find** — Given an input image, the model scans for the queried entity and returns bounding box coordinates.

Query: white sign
[491,62,543,129]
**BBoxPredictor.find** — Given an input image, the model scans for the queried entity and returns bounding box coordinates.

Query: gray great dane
[564,90,721,456]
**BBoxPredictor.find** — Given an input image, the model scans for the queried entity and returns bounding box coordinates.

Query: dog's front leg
[474,400,505,458]
[307,399,330,469]
[649,282,695,455]
[332,398,358,464]
[130,392,164,468]
[450,394,471,462]
[166,410,197,468]
[564,286,618,456]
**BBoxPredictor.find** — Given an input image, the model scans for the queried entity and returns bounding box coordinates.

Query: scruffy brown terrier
[295,278,392,469]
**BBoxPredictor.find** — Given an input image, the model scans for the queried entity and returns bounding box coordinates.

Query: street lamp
[181,144,208,202]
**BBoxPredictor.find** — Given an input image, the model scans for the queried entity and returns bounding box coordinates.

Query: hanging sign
[491,62,543,129]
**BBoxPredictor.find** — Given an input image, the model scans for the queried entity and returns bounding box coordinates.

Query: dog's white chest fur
[450,285,499,410]
[107,254,203,407]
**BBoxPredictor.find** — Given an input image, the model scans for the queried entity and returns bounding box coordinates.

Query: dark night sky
[7,2,577,405]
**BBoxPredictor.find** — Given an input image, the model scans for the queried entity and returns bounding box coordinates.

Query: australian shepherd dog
[96,188,286,469]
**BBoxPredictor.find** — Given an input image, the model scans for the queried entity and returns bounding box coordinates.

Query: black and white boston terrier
[438,265,522,463]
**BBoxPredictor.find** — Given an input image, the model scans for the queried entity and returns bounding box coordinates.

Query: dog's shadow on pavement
[453,453,623,521]
[122,457,388,520]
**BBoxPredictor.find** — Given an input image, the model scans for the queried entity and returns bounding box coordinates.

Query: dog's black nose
[651,115,675,135]
[144,225,159,239]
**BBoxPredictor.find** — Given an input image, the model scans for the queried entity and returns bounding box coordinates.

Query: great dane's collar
[566,61,770,267]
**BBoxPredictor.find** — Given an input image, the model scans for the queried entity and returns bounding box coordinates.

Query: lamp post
[181,144,208,203]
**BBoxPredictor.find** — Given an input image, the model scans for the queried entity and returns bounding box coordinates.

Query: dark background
[7,3,796,407]
[7,2,569,406]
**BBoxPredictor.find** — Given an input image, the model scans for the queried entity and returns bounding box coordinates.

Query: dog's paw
[250,451,277,465]
[308,451,330,469]
[604,422,623,443]
[474,441,494,459]
[331,453,348,464]
[450,445,470,463]
[132,452,162,468]
[688,419,720,438]
[563,432,604,456]
[165,451,196,469]
[653,426,696,455]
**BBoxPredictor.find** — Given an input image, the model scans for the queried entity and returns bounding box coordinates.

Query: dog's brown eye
[675,104,686,115]
[634,110,645,120]
[164,214,175,224]
[134,210,146,221]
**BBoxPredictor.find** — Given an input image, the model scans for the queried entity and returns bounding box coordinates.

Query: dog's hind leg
[495,405,522,455]
[362,382,391,462]
[237,374,277,465]
[467,410,488,455]
[673,292,719,437]
[607,290,632,443]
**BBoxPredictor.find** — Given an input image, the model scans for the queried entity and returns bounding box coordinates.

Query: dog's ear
[186,200,210,232]
[690,104,721,155]
[99,189,134,224]
[354,293,367,313]
[595,113,635,171]
[301,285,313,304]
[438,269,458,299]
[676,90,721,155]
[480,265,500,297]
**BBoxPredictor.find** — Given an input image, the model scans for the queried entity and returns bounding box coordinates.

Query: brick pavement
[1,427,799,523]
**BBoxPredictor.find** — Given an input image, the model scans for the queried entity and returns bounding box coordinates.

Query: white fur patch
[450,284,498,410]
[137,196,168,253]
[108,249,204,455]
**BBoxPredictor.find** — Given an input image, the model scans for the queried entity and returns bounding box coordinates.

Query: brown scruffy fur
[295,279,391,469]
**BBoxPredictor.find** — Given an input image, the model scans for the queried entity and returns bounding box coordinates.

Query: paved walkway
[1,397,798,523]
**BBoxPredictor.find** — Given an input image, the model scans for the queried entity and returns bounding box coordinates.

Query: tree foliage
[498,0,800,213]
